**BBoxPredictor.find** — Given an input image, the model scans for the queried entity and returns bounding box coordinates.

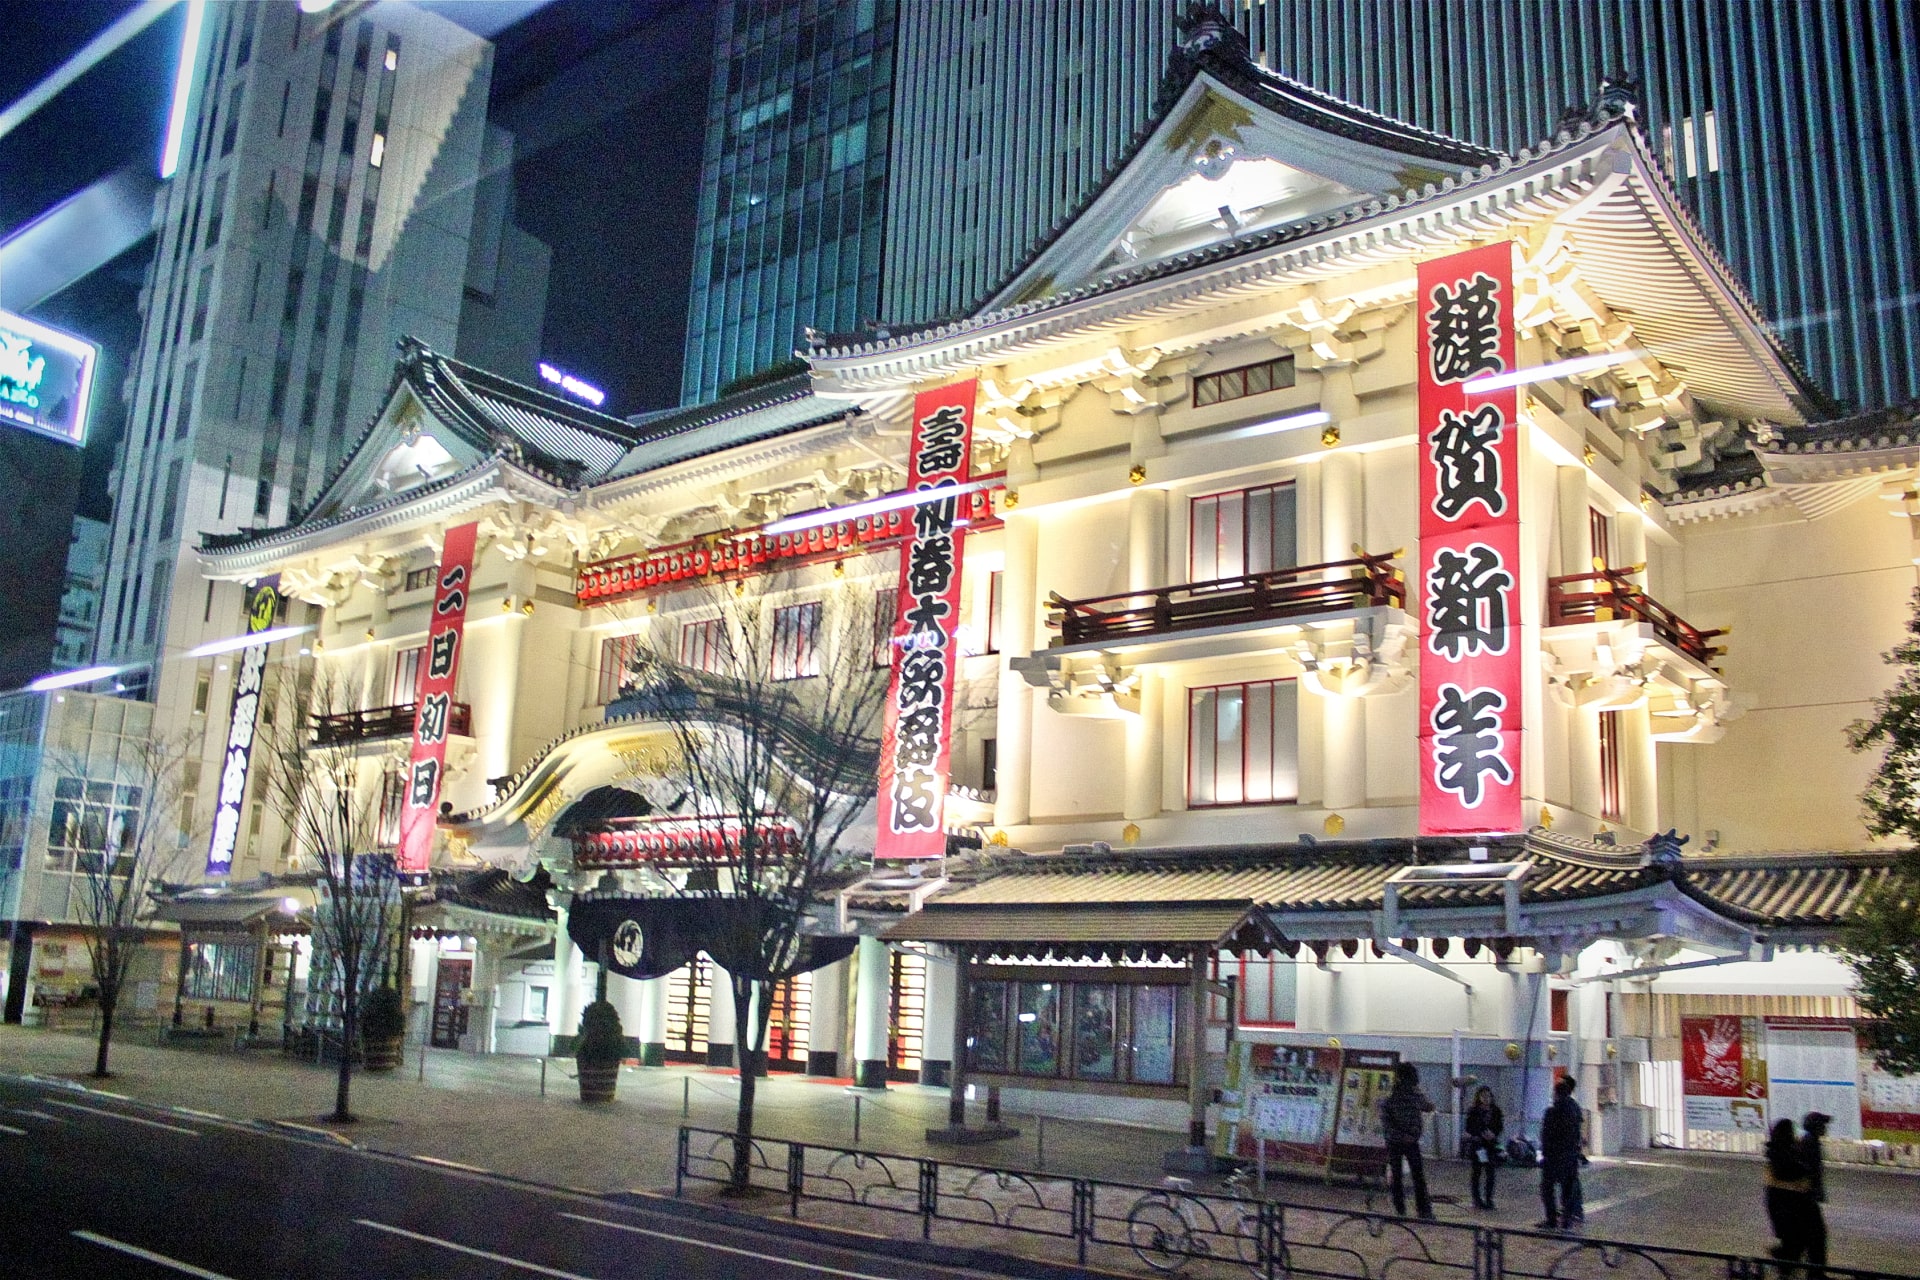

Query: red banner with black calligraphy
[399,521,478,872]
[874,380,978,859]
[1417,243,1522,835]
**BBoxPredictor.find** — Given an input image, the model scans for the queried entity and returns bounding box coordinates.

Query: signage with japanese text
[874,380,977,859]
[1417,243,1523,835]
[0,310,96,446]
[206,580,280,875]
[398,522,477,872]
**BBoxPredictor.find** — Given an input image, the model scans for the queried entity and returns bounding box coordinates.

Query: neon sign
[0,311,96,446]
[537,361,606,408]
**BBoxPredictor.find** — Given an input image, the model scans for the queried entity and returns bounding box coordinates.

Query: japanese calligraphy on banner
[399,521,477,873]
[206,579,280,875]
[875,379,977,859]
[1418,242,1523,835]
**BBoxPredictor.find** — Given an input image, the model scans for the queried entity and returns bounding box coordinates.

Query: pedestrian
[1799,1112,1831,1267]
[1379,1061,1437,1219]
[1465,1085,1504,1210]
[1765,1117,1814,1263]
[1536,1076,1584,1231]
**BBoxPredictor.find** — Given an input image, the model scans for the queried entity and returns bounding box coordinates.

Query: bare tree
[58,732,199,1078]
[624,573,892,1191]
[259,667,405,1122]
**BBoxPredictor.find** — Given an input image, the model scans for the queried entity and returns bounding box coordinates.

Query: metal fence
[676,1125,1912,1280]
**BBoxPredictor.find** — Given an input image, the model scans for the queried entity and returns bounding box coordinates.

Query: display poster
[875,379,977,859]
[1681,1014,1767,1132]
[1417,242,1523,835]
[1328,1048,1400,1177]
[206,579,280,875]
[398,521,477,873]
[1860,1040,1920,1144]
[1763,1017,1861,1139]
[1217,1042,1344,1166]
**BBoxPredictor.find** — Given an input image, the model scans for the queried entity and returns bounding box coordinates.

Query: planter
[577,1061,619,1102]
[363,1035,404,1072]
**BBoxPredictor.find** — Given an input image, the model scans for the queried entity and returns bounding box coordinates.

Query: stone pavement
[3,1024,1916,1275]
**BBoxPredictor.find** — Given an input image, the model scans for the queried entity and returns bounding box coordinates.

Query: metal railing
[1545,569,1725,669]
[311,700,472,746]
[676,1126,1910,1280]
[1048,553,1406,649]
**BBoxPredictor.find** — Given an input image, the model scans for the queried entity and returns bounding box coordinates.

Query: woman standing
[1464,1086,1505,1210]
[1764,1118,1813,1262]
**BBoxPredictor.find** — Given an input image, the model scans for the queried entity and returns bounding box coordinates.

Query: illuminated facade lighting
[159,0,207,179]
[26,663,130,692]
[762,478,996,537]
[1213,409,1332,444]
[185,623,313,659]
[1462,350,1640,396]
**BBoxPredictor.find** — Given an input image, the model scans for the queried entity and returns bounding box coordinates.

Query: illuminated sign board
[0,311,97,446]
[207,581,280,875]
[537,361,606,408]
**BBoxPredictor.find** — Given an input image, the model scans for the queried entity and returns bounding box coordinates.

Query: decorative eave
[582,408,872,509]
[1664,404,1920,523]
[196,457,571,581]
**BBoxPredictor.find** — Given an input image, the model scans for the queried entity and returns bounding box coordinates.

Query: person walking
[1464,1085,1504,1210]
[1765,1118,1815,1263]
[1536,1076,1584,1231]
[1799,1112,1831,1267]
[1379,1061,1437,1219]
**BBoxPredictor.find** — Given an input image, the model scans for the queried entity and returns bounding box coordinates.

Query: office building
[52,517,110,672]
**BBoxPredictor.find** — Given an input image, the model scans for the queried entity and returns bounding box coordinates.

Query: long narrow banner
[399,521,477,872]
[875,379,977,859]
[1418,243,1522,835]
[206,579,280,874]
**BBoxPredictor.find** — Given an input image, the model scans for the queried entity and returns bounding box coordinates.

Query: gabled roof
[1666,401,1920,522]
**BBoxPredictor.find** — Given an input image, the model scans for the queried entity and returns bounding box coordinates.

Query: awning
[147,896,301,931]
[883,902,1272,950]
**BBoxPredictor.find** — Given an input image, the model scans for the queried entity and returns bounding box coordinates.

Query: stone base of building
[853,1058,888,1089]
[804,1051,840,1077]
[640,1041,666,1067]
[706,1043,735,1068]
[918,1058,951,1087]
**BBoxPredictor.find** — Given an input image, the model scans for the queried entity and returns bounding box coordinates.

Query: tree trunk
[92,987,117,1078]
[728,977,758,1193]
[334,978,357,1122]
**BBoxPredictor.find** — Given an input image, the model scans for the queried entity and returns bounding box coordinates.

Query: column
[944,947,972,1130]
[851,936,891,1089]
[609,972,646,1062]
[994,511,1038,829]
[637,975,669,1066]
[1124,670,1164,821]
[1320,450,1367,811]
[806,952,850,1077]
[919,950,956,1086]
[1127,486,1167,592]
[549,898,584,1050]
[705,968,737,1067]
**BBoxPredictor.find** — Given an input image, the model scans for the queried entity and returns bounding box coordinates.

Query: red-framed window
[597,633,641,704]
[1589,506,1613,570]
[680,617,727,674]
[1190,482,1296,582]
[771,601,821,680]
[1187,678,1298,806]
[375,770,405,849]
[1192,354,1296,408]
[872,588,897,668]
[986,570,1004,654]
[388,645,424,705]
[1599,710,1624,822]
[1235,953,1298,1027]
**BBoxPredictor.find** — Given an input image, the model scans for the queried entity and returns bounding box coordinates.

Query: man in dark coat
[1378,1061,1436,1219]
[1799,1112,1831,1265]
[1537,1076,1583,1230]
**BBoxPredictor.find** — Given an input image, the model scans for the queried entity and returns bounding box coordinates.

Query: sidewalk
[3,1024,1916,1274]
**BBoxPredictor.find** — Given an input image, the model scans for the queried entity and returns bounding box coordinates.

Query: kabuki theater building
[197,18,1916,1166]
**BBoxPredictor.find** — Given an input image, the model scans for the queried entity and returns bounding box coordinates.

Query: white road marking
[354,1219,600,1279]
[0,1122,25,1135]
[11,1108,62,1122]
[559,1211,1000,1279]
[73,1230,238,1279]
[44,1098,201,1135]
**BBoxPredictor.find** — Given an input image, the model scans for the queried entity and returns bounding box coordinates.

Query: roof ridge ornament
[1174,3,1245,59]
[1558,69,1644,133]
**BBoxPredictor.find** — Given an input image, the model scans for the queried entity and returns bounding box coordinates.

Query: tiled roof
[1675,852,1901,931]
[432,866,554,922]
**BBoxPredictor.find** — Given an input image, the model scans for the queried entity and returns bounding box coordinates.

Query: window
[966,976,1185,1086]
[375,771,404,848]
[1190,482,1296,582]
[525,985,549,1024]
[986,570,1004,653]
[1599,711,1624,822]
[828,121,867,172]
[598,633,642,704]
[1188,679,1298,806]
[1192,354,1295,408]
[1588,507,1613,570]
[183,941,257,1003]
[193,670,211,715]
[679,618,727,674]
[770,602,821,680]
[1234,953,1298,1027]
[389,645,424,705]
[872,588,898,667]
[403,565,435,592]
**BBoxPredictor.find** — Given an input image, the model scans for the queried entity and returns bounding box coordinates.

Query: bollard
[682,1075,690,1119]
[540,1057,547,1097]
[1037,1115,1046,1171]
[853,1094,862,1145]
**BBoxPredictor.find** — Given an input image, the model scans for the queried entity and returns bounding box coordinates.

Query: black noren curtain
[567,896,857,983]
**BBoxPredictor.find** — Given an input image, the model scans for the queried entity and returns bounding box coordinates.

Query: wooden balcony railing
[312,700,472,747]
[1546,568,1726,668]
[1048,552,1406,648]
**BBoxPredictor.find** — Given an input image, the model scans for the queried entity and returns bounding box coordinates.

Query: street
[0,1076,1030,1280]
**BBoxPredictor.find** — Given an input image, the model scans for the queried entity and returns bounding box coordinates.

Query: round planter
[363,1035,404,1072]
[577,1060,619,1103]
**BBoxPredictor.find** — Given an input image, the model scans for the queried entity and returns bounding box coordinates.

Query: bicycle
[1125,1167,1279,1276]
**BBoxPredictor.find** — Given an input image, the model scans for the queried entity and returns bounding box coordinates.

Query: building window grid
[770,602,821,681]
[1189,482,1297,583]
[598,633,642,705]
[183,940,258,1003]
[389,645,424,706]
[679,618,728,674]
[1187,678,1299,808]
[1191,354,1296,408]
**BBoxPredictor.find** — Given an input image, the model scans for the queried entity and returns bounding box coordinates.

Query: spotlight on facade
[185,623,313,658]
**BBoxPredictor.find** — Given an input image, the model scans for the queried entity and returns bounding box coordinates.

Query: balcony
[312,701,472,747]
[1545,569,1725,670]
[1542,569,1732,742]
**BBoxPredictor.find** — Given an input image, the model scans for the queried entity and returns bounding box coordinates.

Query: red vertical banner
[1417,242,1522,835]
[875,379,977,860]
[399,521,478,873]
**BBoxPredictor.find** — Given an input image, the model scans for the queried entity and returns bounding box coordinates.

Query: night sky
[0,0,713,685]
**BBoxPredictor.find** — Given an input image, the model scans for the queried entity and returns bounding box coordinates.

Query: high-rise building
[92,1,544,881]
[883,0,1917,414]
[679,0,897,403]
[52,517,110,672]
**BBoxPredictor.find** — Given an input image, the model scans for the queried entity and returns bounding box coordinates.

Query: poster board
[1329,1048,1399,1179]
[1860,1043,1920,1145]
[1681,1015,1767,1133]
[1682,1015,1874,1141]
[1217,1042,1343,1168]
[1763,1017,1860,1139]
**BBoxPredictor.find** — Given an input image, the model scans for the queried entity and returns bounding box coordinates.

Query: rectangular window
[828,121,867,172]
[1192,354,1295,408]
[368,132,385,167]
[598,633,642,705]
[205,174,228,247]
[1015,981,1061,1076]
[183,940,258,1003]
[221,84,243,155]
[872,588,898,667]
[1703,109,1721,173]
[1588,506,1613,570]
[1188,679,1298,806]
[375,770,404,848]
[679,618,727,674]
[986,570,1004,654]
[525,985,549,1024]
[1599,710,1624,822]
[389,645,424,705]
[770,602,821,680]
[1189,482,1296,582]
[1236,953,1298,1027]
[403,565,434,592]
